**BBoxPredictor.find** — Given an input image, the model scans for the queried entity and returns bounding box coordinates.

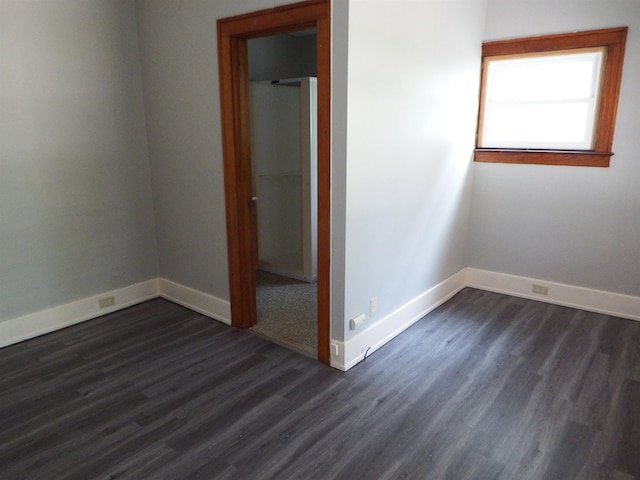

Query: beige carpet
[251,270,317,357]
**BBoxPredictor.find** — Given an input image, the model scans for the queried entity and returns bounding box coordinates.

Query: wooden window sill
[474,149,613,167]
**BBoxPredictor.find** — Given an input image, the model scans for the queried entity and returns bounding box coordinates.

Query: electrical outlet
[370,297,378,317]
[99,296,115,308]
[532,284,549,295]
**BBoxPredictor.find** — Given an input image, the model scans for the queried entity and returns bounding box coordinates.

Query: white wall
[136,0,241,300]
[0,0,158,322]
[469,1,640,297]
[342,0,486,343]
[330,0,350,342]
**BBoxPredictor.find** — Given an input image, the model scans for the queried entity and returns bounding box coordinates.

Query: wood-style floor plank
[1,290,640,479]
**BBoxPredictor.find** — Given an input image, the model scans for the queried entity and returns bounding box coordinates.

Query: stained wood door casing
[217,0,331,364]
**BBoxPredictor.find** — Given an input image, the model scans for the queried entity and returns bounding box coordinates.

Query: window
[481,49,604,150]
[475,27,627,167]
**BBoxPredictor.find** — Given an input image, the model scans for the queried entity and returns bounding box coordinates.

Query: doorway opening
[217,0,330,363]
[249,69,318,356]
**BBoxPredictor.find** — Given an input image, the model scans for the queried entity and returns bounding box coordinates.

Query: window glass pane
[484,102,591,148]
[488,51,602,102]
[481,50,603,149]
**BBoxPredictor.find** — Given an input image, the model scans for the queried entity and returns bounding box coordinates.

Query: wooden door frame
[217,0,331,364]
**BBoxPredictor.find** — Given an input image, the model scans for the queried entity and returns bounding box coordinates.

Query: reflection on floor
[251,270,317,358]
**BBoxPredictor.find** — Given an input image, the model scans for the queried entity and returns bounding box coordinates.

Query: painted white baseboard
[0,279,160,349]
[466,268,640,322]
[333,266,639,371]
[333,268,467,371]
[0,277,232,349]
[2,269,637,370]
[158,279,231,325]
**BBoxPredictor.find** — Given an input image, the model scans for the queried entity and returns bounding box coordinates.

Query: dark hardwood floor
[1,288,639,479]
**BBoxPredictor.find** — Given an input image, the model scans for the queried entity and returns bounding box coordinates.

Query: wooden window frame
[474,27,627,167]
